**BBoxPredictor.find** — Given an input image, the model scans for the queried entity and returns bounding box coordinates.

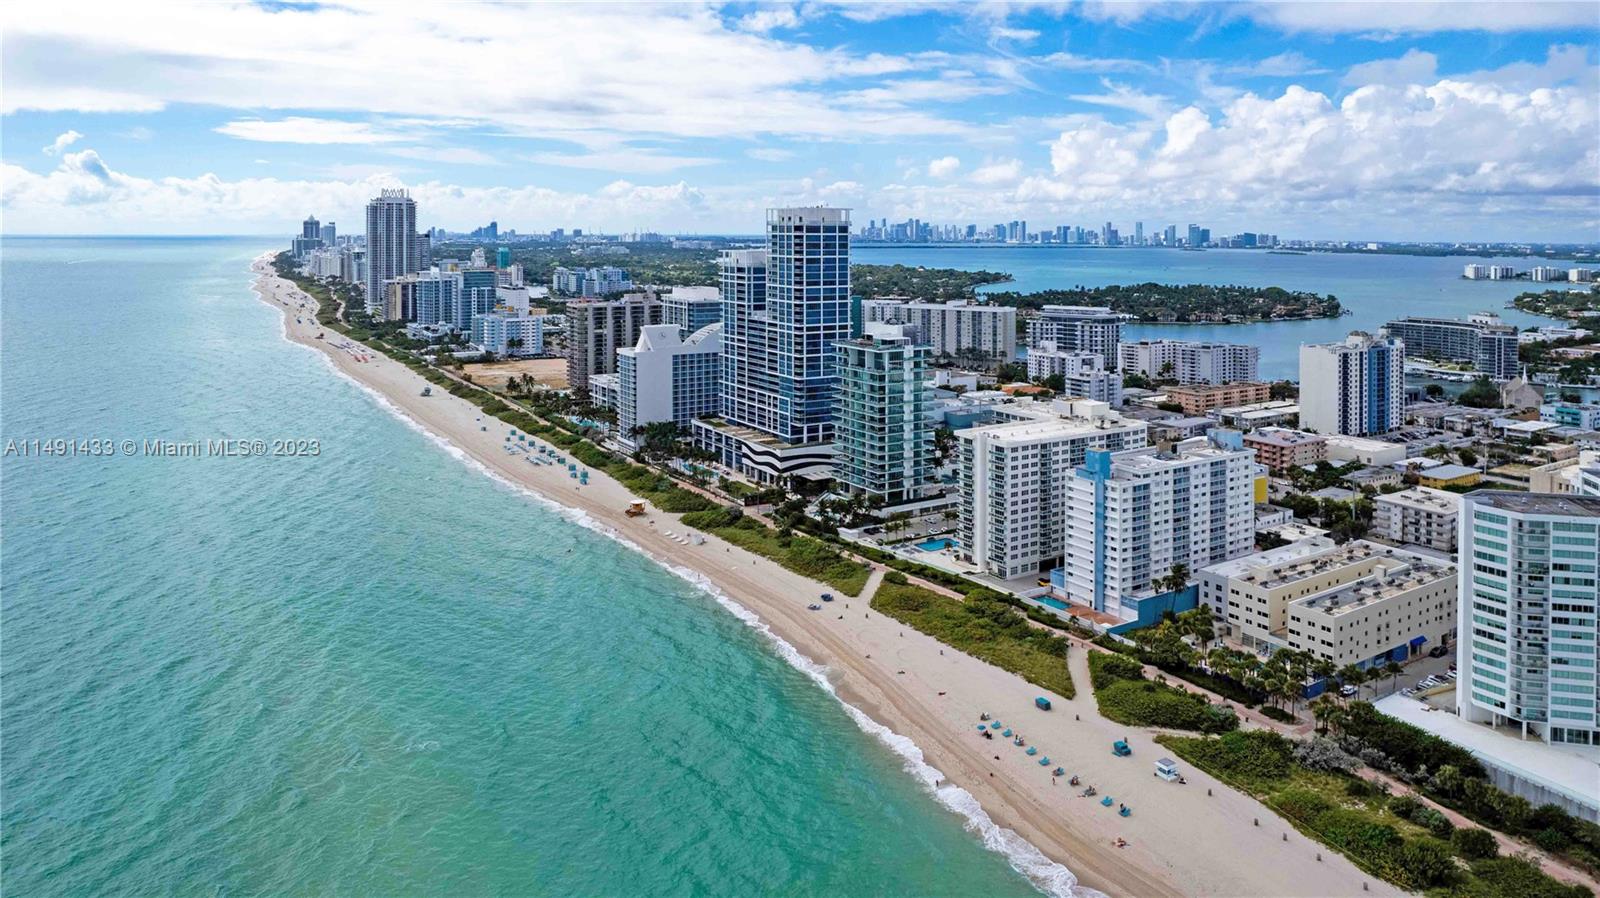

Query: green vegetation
[1458,375,1503,409]
[1319,702,1600,878]
[850,264,1011,300]
[870,579,1074,698]
[1160,731,1590,897]
[1087,652,1238,733]
[438,242,726,296]
[679,507,870,596]
[1511,286,1600,319]
[984,283,1343,323]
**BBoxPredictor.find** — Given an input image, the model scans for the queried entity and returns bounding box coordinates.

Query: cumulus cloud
[1022,78,1598,217]
[927,155,961,178]
[970,158,1023,185]
[43,130,84,155]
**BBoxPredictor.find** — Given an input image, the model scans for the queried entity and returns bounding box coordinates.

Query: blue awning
[1409,635,1428,648]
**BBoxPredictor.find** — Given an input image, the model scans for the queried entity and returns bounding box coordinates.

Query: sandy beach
[252,253,1401,898]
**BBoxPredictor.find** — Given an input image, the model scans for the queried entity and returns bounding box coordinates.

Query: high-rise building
[565,292,663,394]
[1026,306,1123,360]
[471,311,545,358]
[1134,222,1144,245]
[661,286,722,336]
[552,266,631,297]
[615,323,723,450]
[1458,492,1600,747]
[365,190,420,314]
[1382,314,1520,381]
[1163,224,1177,247]
[318,221,336,246]
[758,207,852,444]
[496,247,511,269]
[957,399,1147,579]
[1117,340,1260,385]
[862,299,1016,363]
[1187,224,1202,247]
[833,323,933,503]
[1061,432,1257,616]
[1298,332,1405,436]
[302,215,321,240]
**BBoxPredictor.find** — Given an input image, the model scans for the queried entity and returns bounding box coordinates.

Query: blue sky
[2,1,1597,240]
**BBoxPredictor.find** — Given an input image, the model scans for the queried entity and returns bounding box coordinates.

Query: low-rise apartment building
[1165,382,1272,416]
[1199,538,1457,669]
[1244,427,1328,473]
[1372,487,1461,551]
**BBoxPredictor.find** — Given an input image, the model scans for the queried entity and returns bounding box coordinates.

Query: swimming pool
[915,538,956,552]
[1036,596,1068,611]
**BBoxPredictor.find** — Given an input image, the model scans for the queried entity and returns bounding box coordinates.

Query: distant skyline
[2,1,1597,240]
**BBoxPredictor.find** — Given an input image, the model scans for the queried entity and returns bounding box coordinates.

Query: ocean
[854,244,1564,379]
[0,237,1058,897]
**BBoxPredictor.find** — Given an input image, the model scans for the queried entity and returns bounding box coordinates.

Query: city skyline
[2,1,1597,240]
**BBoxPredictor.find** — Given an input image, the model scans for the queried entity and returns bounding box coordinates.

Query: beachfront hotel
[1059,432,1257,617]
[365,189,421,315]
[1298,331,1405,437]
[614,323,723,451]
[1025,306,1124,362]
[1117,339,1260,385]
[1457,492,1600,748]
[692,208,851,485]
[832,323,934,504]
[1199,537,1458,669]
[956,399,1147,580]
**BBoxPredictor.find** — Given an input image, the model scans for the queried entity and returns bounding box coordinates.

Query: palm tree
[1161,563,1191,594]
[1337,663,1364,701]
[1384,661,1405,695]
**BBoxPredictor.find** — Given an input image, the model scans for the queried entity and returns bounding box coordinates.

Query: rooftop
[1375,487,1461,513]
[1291,554,1454,617]
[1468,490,1600,517]
[1245,428,1325,448]
[1221,539,1448,591]
[1420,463,1480,480]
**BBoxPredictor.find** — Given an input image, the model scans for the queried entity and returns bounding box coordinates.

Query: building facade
[615,323,723,450]
[1026,306,1124,361]
[365,189,420,314]
[1243,427,1328,472]
[1165,382,1272,416]
[661,286,722,336]
[1026,344,1122,406]
[1298,332,1405,436]
[866,299,1017,363]
[832,323,933,504]
[1382,314,1520,382]
[1200,538,1457,668]
[565,293,664,394]
[1117,340,1260,385]
[957,400,1147,580]
[1458,493,1600,747]
[1061,433,1257,616]
[1372,486,1461,552]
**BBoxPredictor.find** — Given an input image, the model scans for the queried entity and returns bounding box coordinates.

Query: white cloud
[42,130,84,155]
[736,5,802,33]
[1229,51,1328,78]
[215,117,406,145]
[990,26,1041,43]
[970,158,1024,185]
[1069,80,1172,119]
[928,155,962,178]
[385,146,502,166]
[524,149,717,174]
[1242,0,1600,34]
[2,2,965,144]
[0,145,721,234]
[1343,48,1439,85]
[746,147,796,162]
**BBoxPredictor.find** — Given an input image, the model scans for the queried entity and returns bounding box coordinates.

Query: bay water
[0,237,1059,897]
[855,244,1563,379]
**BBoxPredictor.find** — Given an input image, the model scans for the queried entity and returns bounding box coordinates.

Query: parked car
[1429,645,1449,658]
[1339,685,1359,697]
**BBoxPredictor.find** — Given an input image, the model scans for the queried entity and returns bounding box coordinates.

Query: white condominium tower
[957,399,1147,580]
[862,299,1017,363]
[1298,332,1405,436]
[1117,339,1260,385]
[1061,433,1257,616]
[365,189,419,314]
[1458,492,1600,748]
[1025,306,1124,361]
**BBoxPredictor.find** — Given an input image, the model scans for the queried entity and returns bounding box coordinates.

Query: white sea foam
[254,257,1101,898]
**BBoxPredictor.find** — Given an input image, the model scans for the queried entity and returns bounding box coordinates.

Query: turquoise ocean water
[0,238,1063,897]
[855,244,1564,379]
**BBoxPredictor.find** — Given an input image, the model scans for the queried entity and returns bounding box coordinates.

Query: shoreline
[251,252,1401,898]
